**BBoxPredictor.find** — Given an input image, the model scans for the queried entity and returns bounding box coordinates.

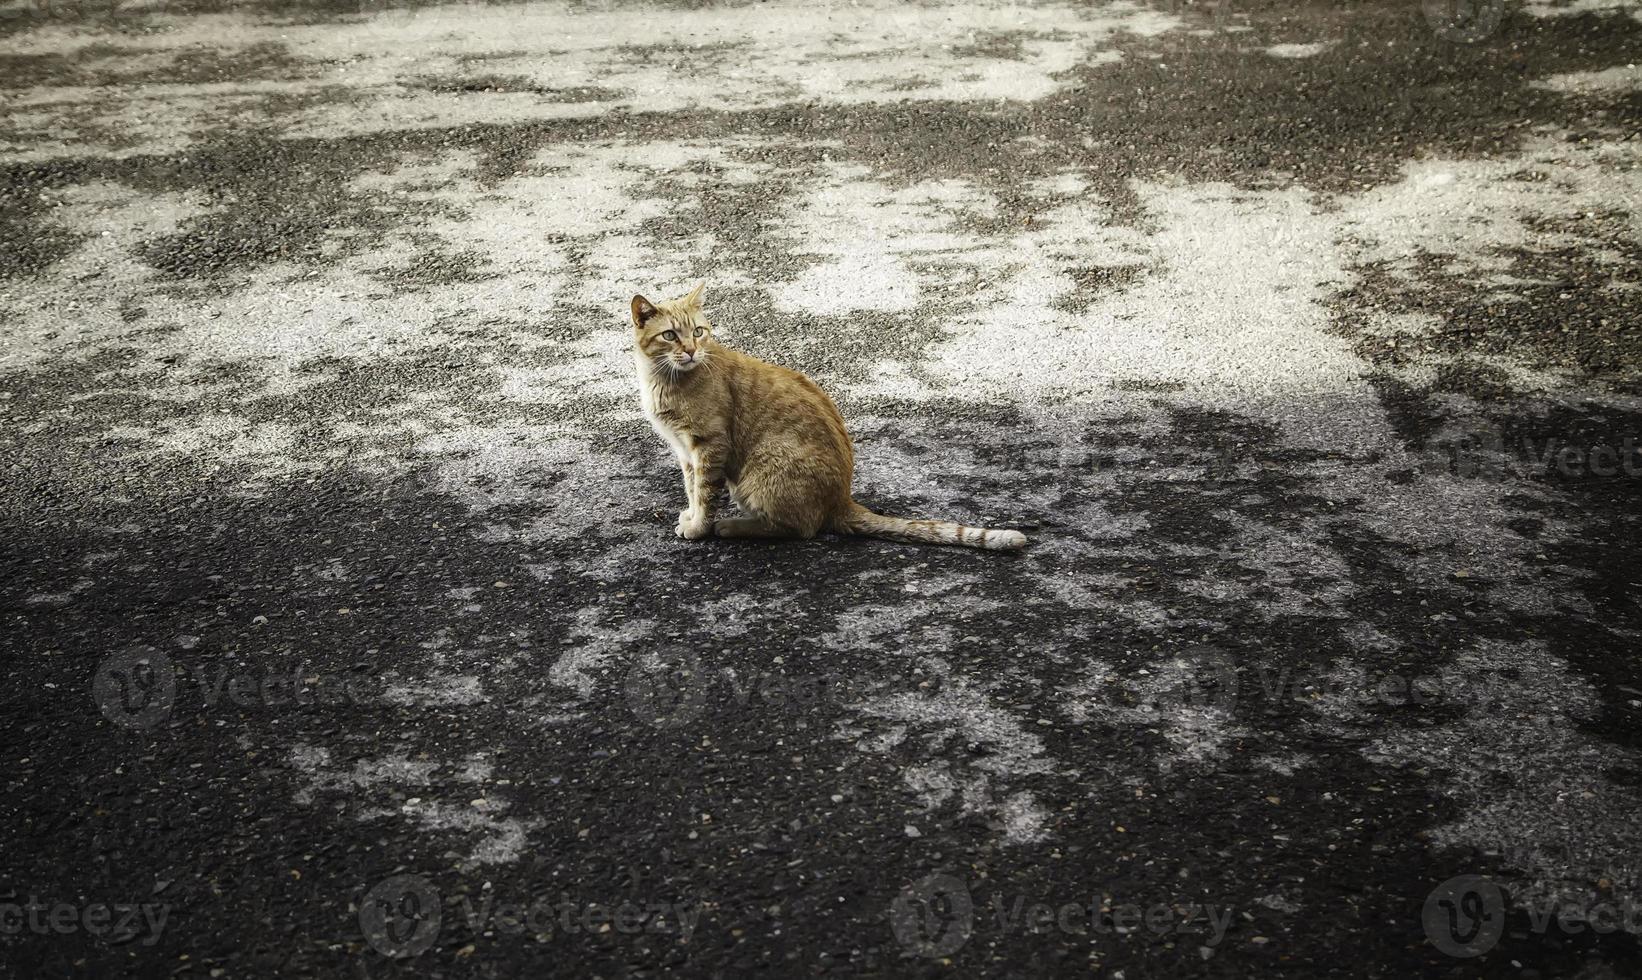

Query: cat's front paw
[675,511,711,540]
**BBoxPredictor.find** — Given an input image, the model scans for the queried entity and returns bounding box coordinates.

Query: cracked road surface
[3,0,1642,976]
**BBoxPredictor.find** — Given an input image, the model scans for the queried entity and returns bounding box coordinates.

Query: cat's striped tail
[839,502,1026,551]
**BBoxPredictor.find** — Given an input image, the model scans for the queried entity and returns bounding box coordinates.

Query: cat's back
[726,347,840,415]
[724,346,851,458]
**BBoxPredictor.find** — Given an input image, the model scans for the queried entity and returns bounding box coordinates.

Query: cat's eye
[661,330,678,342]
[693,327,705,338]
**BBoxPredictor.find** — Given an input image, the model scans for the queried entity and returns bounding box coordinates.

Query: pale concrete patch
[1060,655,1247,771]
[383,674,487,706]
[288,744,539,866]
[1367,640,1642,902]
[549,606,657,701]
[1523,0,1642,19]
[850,180,1354,410]
[0,182,209,370]
[1263,42,1332,58]
[1532,63,1642,94]
[770,168,998,315]
[1341,134,1642,281]
[840,664,1058,845]
[0,0,1184,159]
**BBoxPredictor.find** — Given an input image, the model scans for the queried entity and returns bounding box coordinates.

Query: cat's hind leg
[723,460,835,542]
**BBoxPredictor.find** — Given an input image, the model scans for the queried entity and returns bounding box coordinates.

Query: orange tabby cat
[630,284,1027,550]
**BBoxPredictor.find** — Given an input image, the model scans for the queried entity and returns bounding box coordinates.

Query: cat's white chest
[638,374,691,462]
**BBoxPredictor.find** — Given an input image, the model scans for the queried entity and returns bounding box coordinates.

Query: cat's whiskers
[648,352,680,379]
[653,347,710,377]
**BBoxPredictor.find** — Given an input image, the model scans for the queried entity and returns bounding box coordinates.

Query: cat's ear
[683,282,706,309]
[631,294,659,327]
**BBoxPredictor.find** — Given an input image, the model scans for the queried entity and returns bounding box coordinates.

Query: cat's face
[631,285,713,374]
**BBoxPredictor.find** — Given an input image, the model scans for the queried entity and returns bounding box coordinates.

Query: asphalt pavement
[2,0,1641,976]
